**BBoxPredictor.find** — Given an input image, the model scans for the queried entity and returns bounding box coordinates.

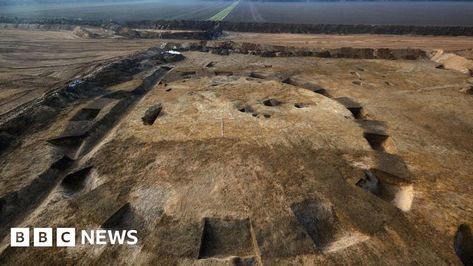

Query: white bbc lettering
[56,228,75,247]
[81,230,94,245]
[108,230,127,245]
[95,230,107,245]
[10,228,30,247]
[33,228,53,247]
[11,228,138,247]
[127,230,138,245]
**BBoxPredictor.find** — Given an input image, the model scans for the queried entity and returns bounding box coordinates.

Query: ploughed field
[2,1,473,26]
[225,1,473,26]
[0,0,229,22]
[0,26,473,265]
[0,29,164,117]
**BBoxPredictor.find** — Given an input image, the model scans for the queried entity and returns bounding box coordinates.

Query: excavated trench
[0,47,181,243]
[159,40,429,61]
[61,166,93,193]
[198,217,256,260]
[364,132,390,151]
[70,108,101,121]
[455,224,473,266]
[102,203,133,230]
[0,155,73,239]
[142,104,163,126]
[263,99,282,107]
[291,199,340,251]
[357,169,414,212]
[335,97,365,119]
[238,105,255,113]
[1,33,467,264]
[291,198,369,253]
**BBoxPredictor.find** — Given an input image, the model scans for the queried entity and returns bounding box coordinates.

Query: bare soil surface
[0,27,472,265]
[0,29,165,117]
[224,32,473,51]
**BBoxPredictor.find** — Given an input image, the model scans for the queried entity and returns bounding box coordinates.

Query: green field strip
[208,1,239,21]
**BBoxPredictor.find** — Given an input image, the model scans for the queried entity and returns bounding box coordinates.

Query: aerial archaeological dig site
[0,25,473,265]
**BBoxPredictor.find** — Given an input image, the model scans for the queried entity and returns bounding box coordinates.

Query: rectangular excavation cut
[356,120,392,151]
[142,103,163,125]
[48,121,93,148]
[355,153,414,211]
[369,169,414,212]
[249,72,269,79]
[70,108,101,121]
[48,134,88,148]
[102,203,132,230]
[61,166,93,192]
[198,217,255,259]
[335,97,364,119]
[283,77,328,95]
[215,71,233,76]
[291,199,369,253]
[454,224,473,265]
[145,215,204,258]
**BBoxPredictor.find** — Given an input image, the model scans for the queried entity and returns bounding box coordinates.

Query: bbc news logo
[11,228,138,247]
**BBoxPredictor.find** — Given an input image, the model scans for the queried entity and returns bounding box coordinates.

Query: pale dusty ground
[0,29,164,117]
[224,32,473,51]
[0,29,472,265]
